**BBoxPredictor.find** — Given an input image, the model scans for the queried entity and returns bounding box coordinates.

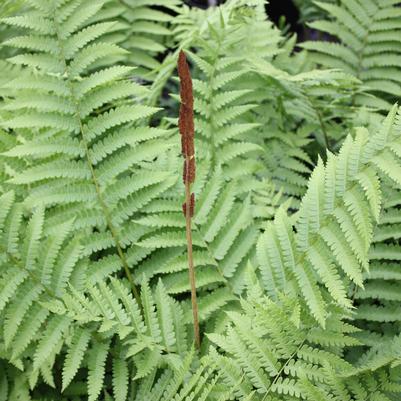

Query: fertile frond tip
[178,50,195,163]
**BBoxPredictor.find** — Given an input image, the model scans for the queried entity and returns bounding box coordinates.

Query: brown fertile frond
[178,50,195,161]
[183,157,196,184]
[182,193,195,218]
[178,50,200,349]
[177,50,194,110]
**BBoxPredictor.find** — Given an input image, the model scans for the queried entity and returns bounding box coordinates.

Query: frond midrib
[48,4,141,305]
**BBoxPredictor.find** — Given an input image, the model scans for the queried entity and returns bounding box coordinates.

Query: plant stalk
[184,156,200,349]
[178,50,200,349]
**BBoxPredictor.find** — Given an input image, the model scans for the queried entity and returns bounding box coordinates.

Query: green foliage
[92,0,180,82]
[293,0,336,23]
[301,0,401,110]
[1,0,177,300]
[1,0,401,400]
[257,105,401,327]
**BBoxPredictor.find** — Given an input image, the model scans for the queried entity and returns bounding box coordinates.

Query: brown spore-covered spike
[182,157,196,184]
[190,192,195,216]
[178,50,195,159]
[182,193,195,217]
[187,157,195,183]
[178,50,201,349]
[177,51,194,109]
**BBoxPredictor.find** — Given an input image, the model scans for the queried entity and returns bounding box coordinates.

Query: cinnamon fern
[1,0,401,400]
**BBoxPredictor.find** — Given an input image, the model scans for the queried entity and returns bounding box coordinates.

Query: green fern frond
[62,327,91,391]
[300,0,401,109]
[1,0,401,399]
[87,339,109,401]
[112,356,129,401]
[207,285,364,400]
[1,0,176,305]
[93,0,179,82]
[257,106,401,325]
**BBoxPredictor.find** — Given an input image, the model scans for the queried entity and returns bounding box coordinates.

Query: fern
[300,0,401,110]
[133,165,248,307]
[257,105,401,326]
[100,0,179,79]
[185,2,281,180]
[351,177,401,358]
[1,0,176,303]
[0,197,192,396]
[1,0,401,400]
[0,194,82,384]
[206,273,399,401]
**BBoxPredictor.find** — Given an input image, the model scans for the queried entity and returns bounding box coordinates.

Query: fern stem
[185,171,201,349]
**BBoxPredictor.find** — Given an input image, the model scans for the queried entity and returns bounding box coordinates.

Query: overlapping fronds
[0,195,191,399]
[0,192,81,393]
[301,0,401,110]
[352,177,401,350]
[1,0,401,400]
[206,274,400,401]
[92,0,180,81]
[249,55,360,153]
[133,163,254,315]
[44,278,190,397]
[258,106,401,326]
[183,0,281,180]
